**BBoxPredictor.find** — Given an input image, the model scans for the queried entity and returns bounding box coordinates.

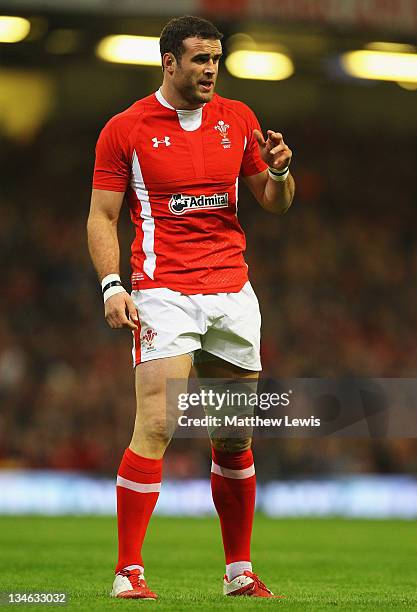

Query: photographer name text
[178,415,320,428]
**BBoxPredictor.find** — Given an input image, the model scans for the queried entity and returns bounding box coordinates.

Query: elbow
[271,205,291,215]
[277,185,295,215]
[277,203,292,215]
[279,192,295,215]
[262,196,294,215]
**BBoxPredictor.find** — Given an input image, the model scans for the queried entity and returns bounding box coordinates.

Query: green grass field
[0,516,416,611]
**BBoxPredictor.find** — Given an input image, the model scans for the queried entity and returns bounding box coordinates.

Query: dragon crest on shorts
[141,328,157,351]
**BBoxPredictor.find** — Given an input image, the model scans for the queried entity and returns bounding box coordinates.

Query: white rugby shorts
[131,281,261,371]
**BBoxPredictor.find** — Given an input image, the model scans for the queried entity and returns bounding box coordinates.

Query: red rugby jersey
[93,89,267,294]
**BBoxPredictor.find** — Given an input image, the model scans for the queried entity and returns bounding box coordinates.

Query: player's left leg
[195,358,283,598]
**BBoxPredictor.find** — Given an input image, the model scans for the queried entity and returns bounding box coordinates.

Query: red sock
[115,448,162,574]
[211,447,256,565]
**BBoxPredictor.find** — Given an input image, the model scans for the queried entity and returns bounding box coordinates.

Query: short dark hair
[160,15,223,66]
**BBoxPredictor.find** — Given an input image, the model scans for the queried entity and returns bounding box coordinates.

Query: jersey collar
[155,88,204,132]
[155,88,175,110]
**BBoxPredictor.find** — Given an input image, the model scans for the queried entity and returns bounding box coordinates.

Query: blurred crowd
[0,113,416,477]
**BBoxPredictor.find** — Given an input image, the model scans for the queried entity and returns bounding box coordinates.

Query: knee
[137,415,172,448]
[148,416,172,444]
[211,437,252,453]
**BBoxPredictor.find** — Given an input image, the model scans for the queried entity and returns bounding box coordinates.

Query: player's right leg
[111,354,192,600]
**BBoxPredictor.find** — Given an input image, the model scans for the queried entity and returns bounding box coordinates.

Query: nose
[204,60,216,75]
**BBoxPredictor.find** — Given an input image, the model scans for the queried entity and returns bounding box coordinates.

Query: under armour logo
[152,136,171,148]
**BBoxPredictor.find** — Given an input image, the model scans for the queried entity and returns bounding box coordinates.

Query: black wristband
[268,166,289,176]
[102,280,122,295]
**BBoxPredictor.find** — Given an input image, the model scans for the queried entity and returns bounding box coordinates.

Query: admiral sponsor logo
[169,193,229,215]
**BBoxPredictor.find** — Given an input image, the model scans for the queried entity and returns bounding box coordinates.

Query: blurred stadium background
[0,0,416,518]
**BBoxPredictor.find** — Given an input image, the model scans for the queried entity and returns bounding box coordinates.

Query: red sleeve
[92,115,131,192]
[240,105,268,177]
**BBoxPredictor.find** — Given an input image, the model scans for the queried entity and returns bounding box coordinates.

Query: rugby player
[87,15,294,599]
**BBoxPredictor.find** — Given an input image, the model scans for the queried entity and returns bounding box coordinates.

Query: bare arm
[243,129,295,214]
[87,189,124,279]
[87,189,138,330]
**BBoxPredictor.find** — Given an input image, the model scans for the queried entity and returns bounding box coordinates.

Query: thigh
[133,354,192,443]
[135,353,192,416]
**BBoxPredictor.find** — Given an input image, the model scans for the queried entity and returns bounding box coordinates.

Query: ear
[162,52,176,74]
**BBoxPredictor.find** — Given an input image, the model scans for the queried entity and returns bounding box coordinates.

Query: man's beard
[179,77,214,106]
